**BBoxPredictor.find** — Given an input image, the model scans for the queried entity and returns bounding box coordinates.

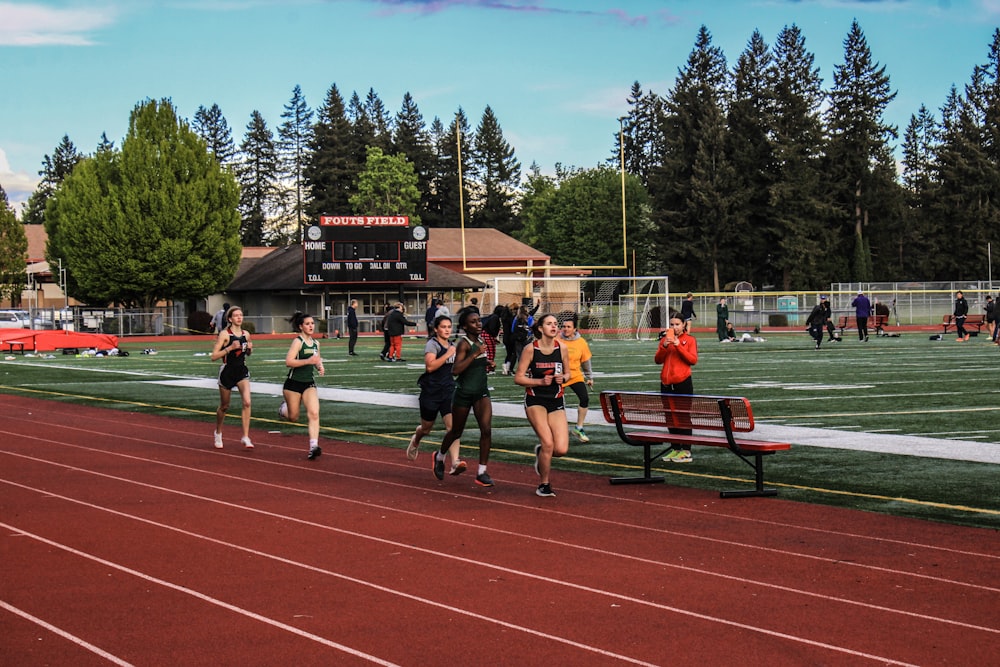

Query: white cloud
[0,148,38,213]
[0,2,118,46]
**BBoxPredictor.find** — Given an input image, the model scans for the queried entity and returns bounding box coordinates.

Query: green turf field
[2,330,998,529]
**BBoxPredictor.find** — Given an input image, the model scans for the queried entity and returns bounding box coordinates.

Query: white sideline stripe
[156,379,1000,464]
[0,522,402,667]
[0,600,134,666]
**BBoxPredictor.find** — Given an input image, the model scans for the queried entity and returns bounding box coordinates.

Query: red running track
[1,394,998,666]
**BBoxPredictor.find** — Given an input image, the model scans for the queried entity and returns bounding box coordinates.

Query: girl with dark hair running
[211,305,254,450]
[406,315,464,474]
[278,312,326,460]
[433,309,496,487]
[516,313,570,497]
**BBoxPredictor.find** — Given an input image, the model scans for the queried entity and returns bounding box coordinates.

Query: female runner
[211,305,254,450]
[278,312,326,460]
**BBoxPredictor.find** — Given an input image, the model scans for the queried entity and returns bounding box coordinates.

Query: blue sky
[2,0,999,212]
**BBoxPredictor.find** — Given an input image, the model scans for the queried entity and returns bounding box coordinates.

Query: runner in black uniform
[515,313,570,497]
[211,306,254,450]
[406,315,464,474]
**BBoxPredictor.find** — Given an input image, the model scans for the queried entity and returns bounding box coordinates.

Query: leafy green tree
[278,85,314,240]
[45,98,241,309]
[825,20,899,281]
[768,24,832,289]
[349,146,420,221]
[237,110,284,246]
[519,165,653,271]
[193,103,236,168]
[305,83,353,219]
[0,185,27,304]
[470,105,521,234]
[21,135,83,226]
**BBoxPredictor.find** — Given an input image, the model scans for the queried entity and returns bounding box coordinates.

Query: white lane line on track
[1,521,402,667]
[0,600,134,666]
[5,438,994,665]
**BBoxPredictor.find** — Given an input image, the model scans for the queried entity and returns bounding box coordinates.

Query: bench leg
[608,443,667,485]
[720,452,780,498]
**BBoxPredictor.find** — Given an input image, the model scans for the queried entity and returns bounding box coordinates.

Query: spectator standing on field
[379,304,393,361]
[559,313,593,443]
[656,312,698,463]
[954,291,970,342]
[211,302,230,333]
[715,296,729,341]
[852,290,872,342]
[385,302,416,362]
[680,293,696,332]
[346,299,359,356]
[807,297,829,350]
[983,295,996,344]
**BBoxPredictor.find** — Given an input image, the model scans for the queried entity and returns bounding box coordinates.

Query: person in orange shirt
[655,312,699,463]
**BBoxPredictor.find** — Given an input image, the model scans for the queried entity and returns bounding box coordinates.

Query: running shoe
[213,431,223,449]
[663,448,681,462]
[536,483,555,497]
[241,436,254,450]
[432,451,445,480]
[406,434,419,461]
[278,401,288,419]
[450,460,468,476]
[307,445,322,460]
[533,443,542,476]
[573,426,590,443]
[671,449,693,463]
[475,472,494,487]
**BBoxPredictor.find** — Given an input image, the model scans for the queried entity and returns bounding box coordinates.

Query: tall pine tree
[305,83,353,219]
[278,85,313,241]
[470,105,521,234]
[237,111,284,246]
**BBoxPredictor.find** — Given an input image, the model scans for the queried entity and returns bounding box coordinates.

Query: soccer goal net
[481,276,669,340]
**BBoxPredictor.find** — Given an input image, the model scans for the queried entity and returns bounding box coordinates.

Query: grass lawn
[2,329,998,529]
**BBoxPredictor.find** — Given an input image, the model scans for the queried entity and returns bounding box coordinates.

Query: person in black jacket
[806,296,829,350]
[385,302,416,362]
[954,291,970,342]
[346,299,359,356]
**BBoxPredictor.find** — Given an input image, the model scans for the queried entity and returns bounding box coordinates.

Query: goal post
[482,276,669,340]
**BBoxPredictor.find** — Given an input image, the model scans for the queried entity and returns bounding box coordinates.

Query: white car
[0,310,30,329]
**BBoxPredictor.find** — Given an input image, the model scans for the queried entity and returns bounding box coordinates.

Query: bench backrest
[600,391,754,434]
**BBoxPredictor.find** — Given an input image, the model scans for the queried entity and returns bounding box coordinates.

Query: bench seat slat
[626,431,790,452]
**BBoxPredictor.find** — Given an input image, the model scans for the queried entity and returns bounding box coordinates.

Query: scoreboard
[303,216,428,284]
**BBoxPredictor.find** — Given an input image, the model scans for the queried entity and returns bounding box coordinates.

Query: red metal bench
[600,391,790,498]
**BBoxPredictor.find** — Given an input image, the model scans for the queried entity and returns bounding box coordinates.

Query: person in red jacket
[655,312,699,463]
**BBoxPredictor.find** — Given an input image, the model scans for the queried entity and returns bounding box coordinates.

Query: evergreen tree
[824,20,899,281]
[192,103,236,168]
[21,135,83,226]
[349,146,421,221]
[650,25,731,290]
[45,98,241,309]
[278,85,314,241]
[768,23,831,289]
[470,105,521,234]
[727,30,775,287]
[422,116,448,228]
[347,91,376,184]
[899,106,940,277]
[364,88,394,153]
[429,110,474,228]
[616,82,662,187]
[237,111,284,246]
[0,185,28,305]
[305,83,353,219]
[393,92,437,223]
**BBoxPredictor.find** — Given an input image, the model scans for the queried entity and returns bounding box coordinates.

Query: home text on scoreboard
[303,218,428,284]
